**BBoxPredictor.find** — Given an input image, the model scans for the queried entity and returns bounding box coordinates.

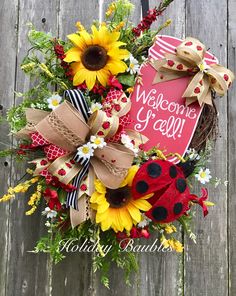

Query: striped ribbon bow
[17,89,136,214]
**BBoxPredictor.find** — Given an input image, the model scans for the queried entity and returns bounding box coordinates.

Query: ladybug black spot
[136,180,149,194]
[173,202,183,215]
[169,165,177,178]
[152,206,168,221]
[176,178,187,193]
[147,163,162,178]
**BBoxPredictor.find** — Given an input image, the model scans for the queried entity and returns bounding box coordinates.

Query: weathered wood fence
[0,0,235,295]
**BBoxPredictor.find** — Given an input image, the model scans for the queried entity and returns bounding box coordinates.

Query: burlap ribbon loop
[152,37,234,106]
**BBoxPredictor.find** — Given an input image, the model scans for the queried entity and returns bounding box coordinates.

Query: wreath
[0,0,234,287]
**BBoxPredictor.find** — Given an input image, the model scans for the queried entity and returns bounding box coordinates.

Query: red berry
[197,45,203,51]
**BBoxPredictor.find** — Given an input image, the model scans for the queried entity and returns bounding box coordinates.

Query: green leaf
[118,74,135,86]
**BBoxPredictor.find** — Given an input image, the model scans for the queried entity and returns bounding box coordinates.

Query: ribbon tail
[70,167,95,228]
[66,160,90,209]
[207,64,234,96]
[183,72,209,106]
[151,59,187,84]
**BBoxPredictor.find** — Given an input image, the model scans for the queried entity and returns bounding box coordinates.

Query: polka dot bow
[152,37,235,106]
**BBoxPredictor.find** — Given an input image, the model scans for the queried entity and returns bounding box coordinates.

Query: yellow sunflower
[90,166,152,232]
[64,24,130,90]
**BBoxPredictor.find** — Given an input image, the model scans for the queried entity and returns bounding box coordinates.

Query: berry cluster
[53,40,73,81]
[132,8,159,37]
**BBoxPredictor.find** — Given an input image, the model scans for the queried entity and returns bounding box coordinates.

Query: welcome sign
[129,35,218,158]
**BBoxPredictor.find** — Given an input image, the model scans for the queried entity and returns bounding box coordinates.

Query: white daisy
[89,102,102,114]
[121,133,139,156]
[77,143,94,159]
[90,136,107,149]
[121,133,131,145]
[47,94,62,110]
[186,148,200,161]
[137,214,152,228]
[45,221,51,227]
[42,207,57,219]
[195,168,212,184]
[127,55,140,75]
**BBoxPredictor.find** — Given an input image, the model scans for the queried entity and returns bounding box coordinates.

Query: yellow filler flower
[64,24,130,90]
[90,166,152,232]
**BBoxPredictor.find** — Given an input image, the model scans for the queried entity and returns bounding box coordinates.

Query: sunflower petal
[79,30,92,46]
[111,208,123,232]
[131,199,152,212]
[127,203,142,223]
[73,67,88,85]
[85,71,97,90]
[97,200,110,213]
[100,213,113,231]
[119,208,133,231]
[91,25,100,45]
[64,47,81,63]
[67,33,86,50]
[90,191,104,204]
[70,62,82,75]
[96,209,109,223]
[106,59,127,75]
[94,179,106,194]
[107,48,130,60]
[139,193,154,200]
[96,69,110,86]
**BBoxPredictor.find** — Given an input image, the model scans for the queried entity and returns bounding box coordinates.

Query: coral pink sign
[129,35,218,160]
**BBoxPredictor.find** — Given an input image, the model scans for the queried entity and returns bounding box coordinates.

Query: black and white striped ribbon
[64,89,89,122]
[63,89,90,209]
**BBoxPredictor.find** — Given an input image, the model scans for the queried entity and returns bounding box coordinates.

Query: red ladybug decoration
[131,159,208,223]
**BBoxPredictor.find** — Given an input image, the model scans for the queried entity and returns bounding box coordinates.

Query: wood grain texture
[228,0,236,295]
[184,1,229,296]
[4,1,59,296]
[0,1,18,295]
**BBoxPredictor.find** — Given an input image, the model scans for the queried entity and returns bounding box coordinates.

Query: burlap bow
[17,90,146,227]
[152,37,234,106]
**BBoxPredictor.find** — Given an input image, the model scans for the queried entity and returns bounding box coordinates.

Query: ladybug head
[177,160,196,178]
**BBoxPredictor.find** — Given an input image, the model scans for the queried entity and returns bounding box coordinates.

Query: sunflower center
[105,186,131,208]
[81,45,108,71]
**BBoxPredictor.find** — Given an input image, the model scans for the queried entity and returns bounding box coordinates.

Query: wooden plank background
[0,0,235,295]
